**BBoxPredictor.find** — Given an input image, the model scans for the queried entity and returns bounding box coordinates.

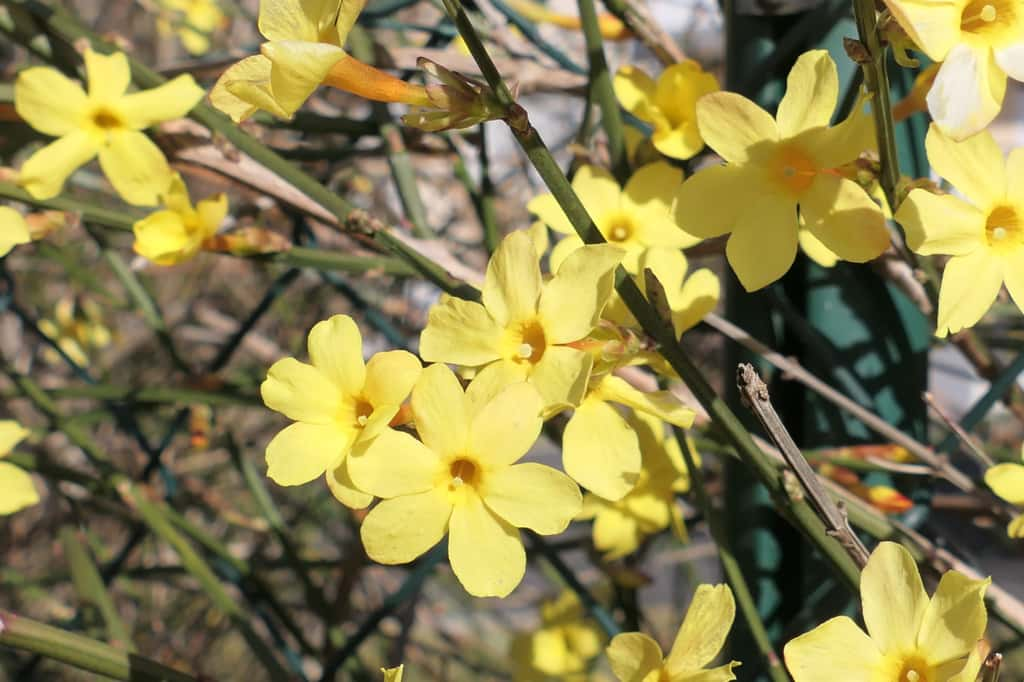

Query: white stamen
[981,4,996,21]
[783,166,797,177]
[517,342,534,359]
[905,671,920,682]
[357,415,369,426]
[451,476,464,488]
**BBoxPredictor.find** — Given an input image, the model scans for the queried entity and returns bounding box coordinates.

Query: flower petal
[448,490,525,597]
[927,123,1006,208]
[0,421,29,458]
[210,55,282,122]
[563,397,641,501]
[19,131,99,200]
[622,161,683,215]
[98,130,173,206]
[613,65,657,122]
[325,461,372,509]
[881,0,961,62]
[935,250,1004,337]
[529,345,593,413]
[572,165,622,221]
[258,0,317,41]
[652,123,706,161]
[307,314,365,396]
[800,174,889,263]
[917,570,990,666]
[84,49,131,102]
[984,463,1024,505]
[468,382,543,468]
[360,489,452,564]
[483,462,581,534]
[0,462,39,515]
[726,195,799,291]
[540,243,624,344]
[994,42,1024,82]
[118,74,205,129]
[783,616,882,682]
[596,375,694,428]
[606,632,664,682]
[411,363,469,458]
[1006,147,1024,205]
[696,92,778,164]
[776,49,838,138]
[15,67,87,137]
[133,210,193,265]
[265,422,353,486]
[0,208,32,258]
[592,506,642,559]
[419,295,503,366]
[674,164,761,239]
[262,40,346,116]
[798,226,839,267]
[347,428,440,498]
[927,44,1007,142]
[483,230,542,327]
[665,583,736,673]
[895,189,986,256]
[673,268,720,335]
[363,350,421,407]
[527,192,575,235]
[860,541,928,654]
[261,357,342,423]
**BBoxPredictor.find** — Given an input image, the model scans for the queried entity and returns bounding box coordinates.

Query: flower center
[603,213,635,243]
[354,399,373,427]
[960,0,1016,40]
[896,657,933,682]
[985,204,1023,252]
[91,107,124,130]
[768,144,818,196]
[510,319,547,365]
[448,458,480,490]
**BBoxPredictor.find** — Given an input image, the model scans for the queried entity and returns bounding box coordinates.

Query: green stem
[60,527,135,652]
[446,0,862,591]
[675,430,791,682]
[0,611,197,681]
[577,0,628,181]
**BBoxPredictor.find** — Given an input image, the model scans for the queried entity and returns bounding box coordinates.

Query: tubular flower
[156,0,228,55]
[382,665,403,681]
[528,162,700,272]
[348,364,582,598]
[15,49,203,204]
[613,61,720,160]
[261,314,421,509]
[562,372,694,501]
[784,541,989,682]
[883,0,1024,139]
[607,583,740,682]
[419,230,623,415]
[895,124,1024,337]
[576,411,692,559]
[510,590,605,681]
[0,421,38,515]
[133,173,228,265]
[675,49,889,291]
[984,445,1024,537]
[0,207,32,257]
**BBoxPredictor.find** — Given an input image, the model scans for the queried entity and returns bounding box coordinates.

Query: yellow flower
[15,49,203,204]
[0,207,32,257]
[157,0,227,55]
[511,590,605,681]
[895,124,1024,337]
[133,173,228,265]
[613,61,720,160]
[0,421,38,515]
[39,297,112,367]
[784,541,989,682]
[349,364,581,597]
[382,664,403,681]
[529,162,699,272]
[675,49,888,291]
[419,230,623,414]
[261,314,421,509]
[563,373,693,501]
[603,246,720,340]
[577,411,692,559]
[984,445,1024,537]
[506,0,630,39]
[883,0,1024,139]
[606,583,739,681]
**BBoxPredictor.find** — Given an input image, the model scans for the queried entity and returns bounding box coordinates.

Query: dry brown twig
[737,363,872,569]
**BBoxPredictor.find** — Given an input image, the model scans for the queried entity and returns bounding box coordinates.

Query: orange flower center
[768,144,818,197]
[353,398,374,428]
[960,0,1017,42]
[91,107,124,130]
[602,212,636,244]
[511,319,547,365]
[985,204,1023,252]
